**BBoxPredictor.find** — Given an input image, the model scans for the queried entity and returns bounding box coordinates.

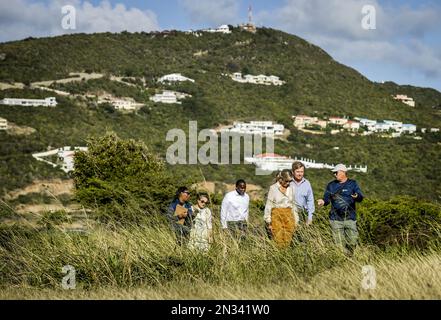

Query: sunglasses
[198,200,208,204]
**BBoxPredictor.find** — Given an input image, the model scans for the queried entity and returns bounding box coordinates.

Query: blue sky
[1,0,440,92]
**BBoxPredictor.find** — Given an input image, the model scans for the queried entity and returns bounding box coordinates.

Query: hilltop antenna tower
[240,4,257,33]
[248,5,253,24]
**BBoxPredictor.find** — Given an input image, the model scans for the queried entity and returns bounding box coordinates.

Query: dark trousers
[173,223,191,246]
[226,221,248,242]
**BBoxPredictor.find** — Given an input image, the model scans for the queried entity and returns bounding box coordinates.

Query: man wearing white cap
[317,164,364,254]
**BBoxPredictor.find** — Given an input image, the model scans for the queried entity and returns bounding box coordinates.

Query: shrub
[38,210,71,229]
[73,132,193,223]
[357,196,441,249]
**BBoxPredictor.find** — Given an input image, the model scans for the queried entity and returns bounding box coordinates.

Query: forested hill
[1,27,440,125]
[0,27,440,201]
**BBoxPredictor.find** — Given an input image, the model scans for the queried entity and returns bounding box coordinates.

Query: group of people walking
[165,161,364,255]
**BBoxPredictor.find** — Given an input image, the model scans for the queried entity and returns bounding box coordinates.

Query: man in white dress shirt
[220,179,250,241]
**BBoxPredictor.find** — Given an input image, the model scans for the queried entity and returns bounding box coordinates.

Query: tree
[226,61,240,73]
[73,132,192,223]
[241,66,253,75]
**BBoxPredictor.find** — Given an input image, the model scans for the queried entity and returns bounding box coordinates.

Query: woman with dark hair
[264,169,299,248]
[166,187,193,246]
[188,193,213,252]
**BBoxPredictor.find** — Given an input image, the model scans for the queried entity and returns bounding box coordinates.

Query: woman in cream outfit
[264,169,299,247]
[188,193,213,252]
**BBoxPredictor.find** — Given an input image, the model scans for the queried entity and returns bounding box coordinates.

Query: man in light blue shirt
[291,161,315,225]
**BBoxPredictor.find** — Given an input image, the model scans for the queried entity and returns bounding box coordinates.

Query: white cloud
[258,0,440,41]
[0,0,159,43]
[312,35,441,79]
[178,0,240,27]
[256,0,441,81]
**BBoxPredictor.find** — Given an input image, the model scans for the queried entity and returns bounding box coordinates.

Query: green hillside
[0,27,440,201]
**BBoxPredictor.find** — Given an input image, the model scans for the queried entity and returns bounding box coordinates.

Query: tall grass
[1,199,441,299]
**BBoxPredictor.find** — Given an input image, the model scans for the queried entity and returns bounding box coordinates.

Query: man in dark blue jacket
[166,187,193,246]
[318,164,364,254]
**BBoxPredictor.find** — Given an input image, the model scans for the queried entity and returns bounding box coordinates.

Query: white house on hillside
[111,99,144,111]
[329,117,348,126]
[203,25,232,34]
[57,147,88,173]
[158,73,195,83]
[293,115,318,128]
[394,94,415,107]
[0,117,7,130]
[150,91,191,104]
[292,115,327,129]
[375,122,392,132]
[342,120,360,131]
[231,73,285,86]
[383,120,403,132]
[0,97,57,107]
[245,154,368,173]
[221,121,284,136]
[32,146,88,173]
[356,118,378,131]
[98,95,144,111]
[217,25,232,34]
[402,124,417,134]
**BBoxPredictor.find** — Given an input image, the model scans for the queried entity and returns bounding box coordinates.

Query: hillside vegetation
[0,27,440,202]
[1,131,441,300]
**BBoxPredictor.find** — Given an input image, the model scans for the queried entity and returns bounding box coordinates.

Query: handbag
[174,204,188,225]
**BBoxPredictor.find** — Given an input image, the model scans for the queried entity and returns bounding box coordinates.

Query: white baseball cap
[332,164,348,172]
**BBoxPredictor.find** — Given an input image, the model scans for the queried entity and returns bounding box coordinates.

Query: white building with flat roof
[329,117,348,126]
[0,117,7,130]
[356,118,378,131]
[217,25,232,33]
[292,115,328,129]
[150,91,191,104]
[231,73,285,86]
[343,120,360,131]
[245,154,368,173]
[111,100,144,111]
[0,97,57,107]
[32,146,88,173]
[383,120,403,132]
[57,147,88,173]
[158,73,195,83]
[221,121,284,136]
[375,122,392,132]
[394,94,415,107]
[293,115,318,128]
[203,25,232,34]
[402,124,417,134]
[232,72,243,81]
[98,95,144,111]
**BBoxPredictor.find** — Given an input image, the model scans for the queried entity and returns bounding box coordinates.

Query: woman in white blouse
[188,193,213,252]
[264,169,299,247]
